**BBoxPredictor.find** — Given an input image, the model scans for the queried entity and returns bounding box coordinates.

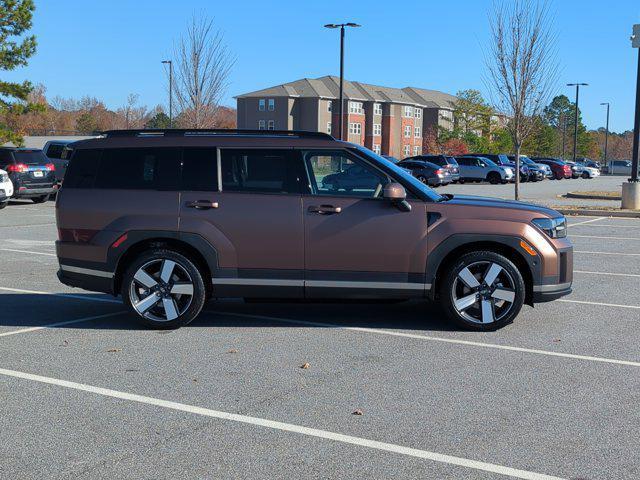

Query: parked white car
[581,166,600,179]
[0,168,14,209]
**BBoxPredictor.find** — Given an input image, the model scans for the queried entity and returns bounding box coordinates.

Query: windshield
[352,145,444,202]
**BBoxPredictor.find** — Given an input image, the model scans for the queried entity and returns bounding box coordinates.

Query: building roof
[235,76,457,109]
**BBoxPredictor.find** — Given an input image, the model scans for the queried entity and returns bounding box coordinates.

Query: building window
[349,101,363,114]
[268,99,275,111]
[327,101,332,112]
[404,125,412,138]
[348,122,362,135]
[414,126,421,138]
[259,99,265,111]
[414,108,421,119]
[258,120,265,130]
[267,120,275,130]
[403,105,413,117]
[403,145,411,157]
[373,144,381,155]
[327,122,332,134]
[440,109,454,121]
[413,146,421,156]
[373,123,382,136]
[373,103,382,115]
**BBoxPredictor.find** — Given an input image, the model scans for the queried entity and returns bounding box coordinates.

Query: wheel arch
[428,237,535,306]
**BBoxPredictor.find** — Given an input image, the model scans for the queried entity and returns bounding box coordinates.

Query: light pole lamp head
[345,23,361,28]
[324,24,339,29]
[161,60,171,65]
[567,83,588,87]
[632,24,640,48]
[600,102,609,106]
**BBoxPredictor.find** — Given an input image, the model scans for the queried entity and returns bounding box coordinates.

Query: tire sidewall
[440,251,526,331]
[122,248,206,329]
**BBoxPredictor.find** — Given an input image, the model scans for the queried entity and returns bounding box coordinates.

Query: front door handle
[308,204,342,215]
[186,200,219,210]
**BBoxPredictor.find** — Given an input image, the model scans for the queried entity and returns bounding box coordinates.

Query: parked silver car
[455,156,514,184]
[606,160,633,176]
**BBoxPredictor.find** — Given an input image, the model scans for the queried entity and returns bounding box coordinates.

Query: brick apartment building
[235,76,458,159]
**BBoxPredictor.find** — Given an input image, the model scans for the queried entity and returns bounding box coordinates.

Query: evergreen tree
[0,0,38,145]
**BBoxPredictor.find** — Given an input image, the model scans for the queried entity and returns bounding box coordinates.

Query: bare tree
[117,93,149,129]
[485,0,558,200]
[172,15,234,128]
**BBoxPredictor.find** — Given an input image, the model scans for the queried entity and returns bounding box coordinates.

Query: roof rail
[99,129,335,140]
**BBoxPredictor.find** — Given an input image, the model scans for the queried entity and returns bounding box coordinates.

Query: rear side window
[45,144,65,159]
[63,149,102,188]
[95,148,181,190]
[220,149,303,194]
[181,148,218,191]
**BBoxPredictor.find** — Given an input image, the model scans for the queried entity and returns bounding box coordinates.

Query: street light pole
[600,102,610,173]
[567,83,588,162]
[324,23,361,140]
[161,60,173,128]
[621,24,640,209]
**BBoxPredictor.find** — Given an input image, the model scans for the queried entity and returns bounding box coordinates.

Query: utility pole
[161,60,173,128]
[567,83,588,161]
[622,25,640,209]
[324,23,361,140]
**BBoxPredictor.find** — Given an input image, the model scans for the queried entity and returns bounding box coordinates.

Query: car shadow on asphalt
[0,294,462,333]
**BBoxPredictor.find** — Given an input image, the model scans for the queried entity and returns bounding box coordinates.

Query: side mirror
[383,182,411,212]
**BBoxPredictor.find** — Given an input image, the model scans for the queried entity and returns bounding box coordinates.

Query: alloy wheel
[451,261,517,324]
[129,258,194,322]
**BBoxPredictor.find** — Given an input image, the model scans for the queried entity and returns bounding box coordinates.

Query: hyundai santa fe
[55,129,573,330]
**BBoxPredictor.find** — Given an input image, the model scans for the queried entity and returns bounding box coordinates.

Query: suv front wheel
[122,249,206,329]
[440,251,525,330]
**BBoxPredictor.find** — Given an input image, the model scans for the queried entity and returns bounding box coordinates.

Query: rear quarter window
[62,149,102,188]
[45,144,66,159]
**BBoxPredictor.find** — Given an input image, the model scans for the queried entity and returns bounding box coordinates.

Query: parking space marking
[0,223,56,228]
[0,248,56,257]
[574,270,640,278]
[568,217,605,226]
[210,312,640,368]
[0,367,565,480]
[574,251,640,257]
[558,299,640,310]
[571,234,640,241]
[0,286,120,304]
[0,311,125,338]
[571,224,640,229]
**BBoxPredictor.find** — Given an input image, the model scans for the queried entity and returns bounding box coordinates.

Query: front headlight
[532,217,567,238]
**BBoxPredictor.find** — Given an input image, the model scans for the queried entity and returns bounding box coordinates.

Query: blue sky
[5,0,640,132]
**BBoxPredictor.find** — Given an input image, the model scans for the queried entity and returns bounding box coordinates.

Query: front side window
[46,143,66,159]
[220,149,303,194]
[258,99,266,111]
[348,123,362,135]
[94,148,181,190]
[373,103,382,115]
[268,99,275,111]
[304,150,388,198]
[373,123,381,136]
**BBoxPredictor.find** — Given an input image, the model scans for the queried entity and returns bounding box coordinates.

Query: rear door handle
[308,204,342,215]
[186,200,219,210]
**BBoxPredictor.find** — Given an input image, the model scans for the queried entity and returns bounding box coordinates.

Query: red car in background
[532,158,572,180]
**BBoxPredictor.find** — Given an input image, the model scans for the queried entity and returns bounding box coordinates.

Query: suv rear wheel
[122,249,206,329]
[440,251,525,330]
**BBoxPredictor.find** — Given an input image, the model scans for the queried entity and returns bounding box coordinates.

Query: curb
[555,208,640,218]
[564,192,622,201]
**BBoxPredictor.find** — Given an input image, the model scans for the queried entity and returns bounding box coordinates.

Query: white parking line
[209,312,640,368]
[0,248,56,257]
[0,311,125,338]
[0,223,56,228]
[569,217,605,226]
[558,299,640,310]
[0,286,120,304]
[571,235,640,241]
[0,367,565,480]
[574,270,640,278]
[574,251,640,257]
[571,224,640,229]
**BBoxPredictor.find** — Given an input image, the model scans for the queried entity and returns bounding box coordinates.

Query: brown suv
[55,129,573,330]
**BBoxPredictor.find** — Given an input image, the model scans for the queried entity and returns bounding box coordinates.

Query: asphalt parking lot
[1,198,640,480]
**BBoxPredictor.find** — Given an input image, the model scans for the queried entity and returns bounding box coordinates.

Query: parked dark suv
[0,148,57,202]
[56,130,573,331]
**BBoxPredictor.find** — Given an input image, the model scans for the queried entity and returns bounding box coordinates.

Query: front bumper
[533,282,572,302]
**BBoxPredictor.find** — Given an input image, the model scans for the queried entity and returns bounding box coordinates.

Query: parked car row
[397,152,602,186]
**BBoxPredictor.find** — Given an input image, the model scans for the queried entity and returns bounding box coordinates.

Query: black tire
[121,248,206,329]
[417,175,428,185]
[458,178,465,184]
[0,202,7,210]
[439,251,526,331]
[487,172,501,185]
[31,195,49,203]
[581,172,589,179]
[555,172,563,180]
